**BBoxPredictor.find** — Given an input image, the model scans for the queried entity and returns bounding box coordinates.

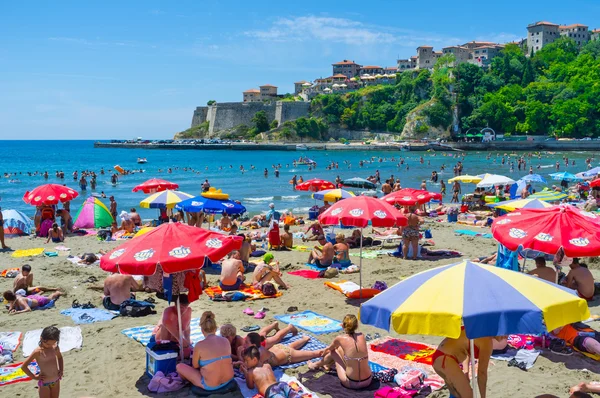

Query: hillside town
[240,21,600,103]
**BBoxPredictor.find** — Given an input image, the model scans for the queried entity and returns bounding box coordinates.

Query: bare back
[104,274,137,305]
[221,258,243,284]
[337,333,371,381]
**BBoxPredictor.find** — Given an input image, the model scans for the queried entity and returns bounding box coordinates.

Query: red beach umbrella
[23,184,79,206]
[296,178,335,192]
[491,205,600,257]
[590,179,600,188]
[100,222,243,275]
[319,195,408,228]
[319,196,407,298]
[132,178,179,194]
[382,188,442,206]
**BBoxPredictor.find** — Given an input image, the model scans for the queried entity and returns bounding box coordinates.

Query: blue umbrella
[581,167,600,178]
[520,174,547,184]
[549,172,582,182]
[175,196,246,215]
[1,209,34,235]
[341,177,376,189]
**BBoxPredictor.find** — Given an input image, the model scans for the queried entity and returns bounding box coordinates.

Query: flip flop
[243,308,255,315]
[241,325,260,332]
[254,311,266,319]
[287,306,298,312]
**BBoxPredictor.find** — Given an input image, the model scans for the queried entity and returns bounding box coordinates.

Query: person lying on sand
[372,227,402,237]
[307,235,334,268]
[472,253,497,264]
[103,273,138,310]
[571,382,600,396]
[245,332,323,367]
[221,322,299,363]
[562,258,595,301]
[432,329,495,398]
[13,264,60,295]
[176,311,235,392]
[3,290,63,315]
[242,215,267,229]
[308,314,372,390]
[152,294,192,357]
[527,257,557,283]
[252,253,288,290]
[554,323,600,357]
[220,251,245,291]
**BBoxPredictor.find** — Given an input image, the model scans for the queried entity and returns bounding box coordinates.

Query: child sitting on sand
[21,326,63,398]
[13,264,60,295]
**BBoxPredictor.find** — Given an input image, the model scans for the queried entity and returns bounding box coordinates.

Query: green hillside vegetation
[309,37,600,138]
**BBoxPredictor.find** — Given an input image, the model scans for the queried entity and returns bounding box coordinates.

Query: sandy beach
[2,219,600,398]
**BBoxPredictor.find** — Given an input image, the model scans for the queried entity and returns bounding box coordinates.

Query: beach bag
[424,229,432,239]
[372,281,388,291]
[374,386,409,398]
[119,299,155,317]
[97,229,111,241]
[148,371,186,393]
[261,283,277,296]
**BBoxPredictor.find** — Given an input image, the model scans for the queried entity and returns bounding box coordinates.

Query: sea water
[0,140,595,219]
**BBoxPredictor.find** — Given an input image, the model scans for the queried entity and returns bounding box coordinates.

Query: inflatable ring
[201,187,229,200]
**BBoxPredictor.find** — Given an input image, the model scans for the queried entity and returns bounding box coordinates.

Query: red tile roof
[418,45,433,48]
[243,89,260,93]
[593,29,600,33]
[260,84,277,88]
[331,74,347,78]
[560,24,588,29]
[384,67,398,70]
[332,60,359,65]
[294,80,309,84]
[410,56,417,59]
[531,21,558,27]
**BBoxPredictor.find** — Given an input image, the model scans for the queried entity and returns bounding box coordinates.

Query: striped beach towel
[0,361,40,387]
[121,317,208,346]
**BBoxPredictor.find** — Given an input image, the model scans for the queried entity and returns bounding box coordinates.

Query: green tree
[251,111,270,133]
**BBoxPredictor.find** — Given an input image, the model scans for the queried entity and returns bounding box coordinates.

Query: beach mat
[204,285,283,301]
[121,317,208,347]
[350,250,392,259]
[324,280,381,299]
[0,361,40,387]
[287,270,321,279]
[277,333,327,370]
[455,229,493,238]
[491,348,540,370]
[23,327,82,357]
[60,308,118,324]
[0,332,22,352]
[11,248,45,258]
[291,245,312,252]
[300,371,386,398]
[274,311,342,335]
[66,255,101,266]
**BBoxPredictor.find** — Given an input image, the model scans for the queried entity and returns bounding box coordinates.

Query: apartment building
[332,60,361,78]
[527,21,590,53]
[442,45,471,65]
[359,65,384,75]
[593,29,600,41]
[559,24,591,46]
[259,84,278,100]
[397,56,417,70]
[243,89,261,102]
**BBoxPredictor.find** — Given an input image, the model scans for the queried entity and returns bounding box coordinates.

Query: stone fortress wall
[191,101,310,134]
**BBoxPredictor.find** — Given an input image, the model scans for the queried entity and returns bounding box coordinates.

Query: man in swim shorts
[563,258,595,301]
[242,346,300,398]
[103,274,138,310]
[220,251,245,291]
[307,235,334,268]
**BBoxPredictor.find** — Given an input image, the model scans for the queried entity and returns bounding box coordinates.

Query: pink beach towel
[287,270,321,279]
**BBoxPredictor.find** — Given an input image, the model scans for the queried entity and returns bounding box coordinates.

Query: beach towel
[60,308,118,324]
[324,280,381,299]
[291,245,312,252]
[276,334,328,370]
[44,251,58,257]
[121,317,210,347]
[421,248,463,258]
[0,268,19,278]
[237,372,317,398]
[300,371,387,398]
[274,311,342,335]
[496,244,520,272]
[454,229,493,238]
[368,337,445,391]
[55,245,71,251]
[350,250,392,259]
[491,348,540,370]
[0,361,39,387]
[304,262,353,272]
[0,332,22,352]
[287,270,321,279]
[11,248,45,258]
[66,255,101,266]
[23,327,82,357]
[204,284,283,301]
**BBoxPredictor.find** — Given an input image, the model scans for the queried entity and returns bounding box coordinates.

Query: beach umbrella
[312,189,355,202]
[581,167,600,179]
[487,198,553,212]
[476,174,515,188]
[447,175,482,184]
[520,174,547,184]
[140,190,194,209]
[529,190,568,202]
[382,188,441,206]
[341,177,376,189]
[549,172,582,182]
[359,260,590,398]
[175,197,246,215]
[73,196,114,229]
[319,196,407,298]
[591,179,600,188]
[132,178,179,194]
[1,209,33,235]
[101,222,242,359]
[23,184,78,206]
[134,226,155,238]
[491,205,600,257]
[295,179,335,192]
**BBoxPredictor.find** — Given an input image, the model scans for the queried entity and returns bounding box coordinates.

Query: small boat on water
[400,143,411,152]
[296,144,309,151]
[137,158,148,164]
[295,156,316,166]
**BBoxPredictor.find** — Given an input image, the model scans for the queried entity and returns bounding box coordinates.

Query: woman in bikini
[4,290,63,315]
[309,314,372,390]
[21,326,63,398]
[222,322,299,362]
[244,332,323,367]
[333,234,350,265]
[432,328,494,398]
[176,311,235,392]
[46,223,64,244]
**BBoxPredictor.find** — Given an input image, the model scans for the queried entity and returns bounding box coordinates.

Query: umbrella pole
[521,257,527,273]
[470,339,478,398]
[359,227,363,299]
[176,299,184,361]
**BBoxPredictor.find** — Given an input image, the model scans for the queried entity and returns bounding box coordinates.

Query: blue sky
[1,1,599,139]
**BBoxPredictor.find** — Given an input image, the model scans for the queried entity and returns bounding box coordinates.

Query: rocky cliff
[400,99,451,140]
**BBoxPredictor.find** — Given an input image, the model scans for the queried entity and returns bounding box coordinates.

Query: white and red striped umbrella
[23,184,79,206]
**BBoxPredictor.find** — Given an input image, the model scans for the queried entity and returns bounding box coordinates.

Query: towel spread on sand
[491,348,540,370]
[55,245,71,251]
[0,361,40,387]
[204,284,283,301]
[0,332,22,352]
[300,372,390,398]
[23,327,82,357]
[274,311,342,335]
[350,250,393,259]
[455,229,493,238]
[66,255,101,266]
[370,338,436,365]
[291,245,312,252]
[324,280,381,299]
[11,248,45,258]
[60,308,118,324]
[122,317,210,347]
[287,270,321,279]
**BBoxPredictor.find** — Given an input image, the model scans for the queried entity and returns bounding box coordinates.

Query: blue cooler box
[146,347,178,377]
[308,210,319,220]
[447,213,458,223]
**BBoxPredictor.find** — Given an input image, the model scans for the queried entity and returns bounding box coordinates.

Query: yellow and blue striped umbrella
[529,190,568,202]
[487,198,553,212]
[312,189,355,202]
[448,175,483,184]
[140,190,194,209]
[360,260,589,339]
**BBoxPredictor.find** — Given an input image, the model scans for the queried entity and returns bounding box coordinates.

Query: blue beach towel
[121,317,207,346]
[277,333,328,370]
[275,310,342,335]
[60,308,118,324]
[455,229,493,239]
[496,244,520,272]
[304,262,352,271]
